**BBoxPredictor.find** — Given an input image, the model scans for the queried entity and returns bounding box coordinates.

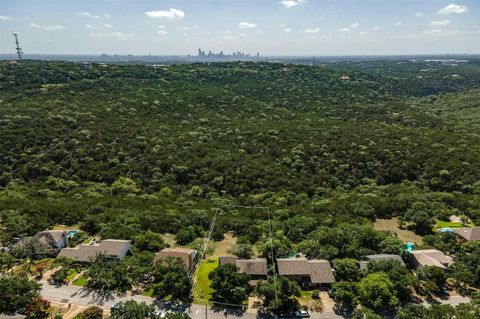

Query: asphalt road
[39,280,470,319]
[39,281,343,318]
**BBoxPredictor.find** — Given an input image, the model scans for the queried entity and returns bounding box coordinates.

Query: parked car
[295,310,310,318]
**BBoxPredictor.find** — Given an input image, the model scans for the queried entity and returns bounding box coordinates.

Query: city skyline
[1,0,479,56]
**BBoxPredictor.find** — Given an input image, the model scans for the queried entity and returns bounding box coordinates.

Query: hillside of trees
[1,60,480,245]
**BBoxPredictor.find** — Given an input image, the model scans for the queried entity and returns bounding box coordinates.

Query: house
[57,239,131,262]
[45,230,69,249]
[219,256,268,281]
[410,249,453,269]
[155,247,198,271]
[454,227,480,242]
[12,230,68,258]
[359,254,406,270]
[276,257,335,288]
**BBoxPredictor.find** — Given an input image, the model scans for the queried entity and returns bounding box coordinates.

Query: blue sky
[0,0,478,55]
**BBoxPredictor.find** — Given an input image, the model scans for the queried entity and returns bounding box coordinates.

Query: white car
[295,310,310,318]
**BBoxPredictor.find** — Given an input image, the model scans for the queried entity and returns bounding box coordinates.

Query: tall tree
[209,263,250,305]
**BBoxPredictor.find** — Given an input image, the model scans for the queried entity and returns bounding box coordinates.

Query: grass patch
[193,257,218,304]
[143,287,154,297]
[300,290,313,299]
[436,221,463,229]
[66,268,78,281]
[72,276,87,286]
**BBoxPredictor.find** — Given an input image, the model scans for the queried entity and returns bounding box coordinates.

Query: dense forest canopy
[1,59,480,246]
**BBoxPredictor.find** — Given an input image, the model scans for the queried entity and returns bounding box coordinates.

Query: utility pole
[13,33,23,61]
[312,56,315,66]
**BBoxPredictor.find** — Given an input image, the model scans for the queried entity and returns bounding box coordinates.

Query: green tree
[51,267,69,285]
[366,259,416,302]
[151,257,191,301]
[332,258,360,281]
[165,313,191,319]
[417,266,447,297]
[330,281,357,310]
[25,298,50,319]
[254,276,300,313]
[111,177,140,195]
[449,240,480,289]
[0,276,40,314]
[84,255,132,293]
[209,263,250,305]
[356,273,398,311]
[110,300,156,319]
[379,237,404,255]
[231,237,254,259]
[77,306,103,319]
[134,231,165,252]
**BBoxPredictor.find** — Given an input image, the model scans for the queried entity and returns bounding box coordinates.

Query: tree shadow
[78,286,115,305]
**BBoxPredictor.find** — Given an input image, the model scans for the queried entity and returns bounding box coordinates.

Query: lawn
[192,257,218,305]
[65,268,78,281]
[436,221,463,228]
[435,220,475,229]
[72,276,87,286]
[143,287,154,297]
[300,290,313,299]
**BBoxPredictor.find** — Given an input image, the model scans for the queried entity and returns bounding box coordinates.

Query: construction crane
[13,33,23,61]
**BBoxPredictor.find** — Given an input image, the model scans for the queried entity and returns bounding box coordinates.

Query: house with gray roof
[155,247,198,271]
[359,254,406,270]
[410,249,453,269]
[276,257,335,287]
[454,227,480,242]
[218,256,268,282]
[12,230,68,258]
[57,239,131,262]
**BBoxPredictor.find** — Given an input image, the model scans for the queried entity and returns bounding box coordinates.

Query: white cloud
[284,28,292,32]
[437,4,469,15]
[85,24,93,28]
[414,12,424,17]
[305,28,320,33]
[157,30,168,35]
[358,31,367,36]
[91,32,134,40]
[76,12,92,17]
[338,27,349,32]
[423,29,443,34]
[158,25,166,29]
[29,23,64,31]
[431,19,450,26]
[0,15,14,21]
[395,21,403,26]
[279,0,307,8]
[373,26,380,31]
[179,26,190,30]
[93,15,102,19]
[222,34,239,41]
[104,14,112,19]
[145,8,185,21]
[350,22,359,29]
[104,24,114,28]
[239,22,256,29]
